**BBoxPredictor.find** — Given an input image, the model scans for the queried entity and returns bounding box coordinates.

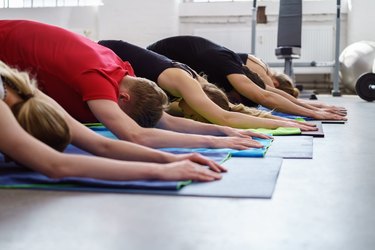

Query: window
[0,0,103,8]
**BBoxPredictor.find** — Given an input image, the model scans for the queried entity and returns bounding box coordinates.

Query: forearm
[157,115,230,136]
[266,86,320,111]
[132,127,216,148]
[258,91,317,117]
[221,111,290,129]
[49,154,163,180]
[88,137,177,163]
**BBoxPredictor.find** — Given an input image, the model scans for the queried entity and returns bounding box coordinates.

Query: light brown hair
[202,83,270,118]
[272,71,300,98]
[0,61,71,152]
[121,76,169,128]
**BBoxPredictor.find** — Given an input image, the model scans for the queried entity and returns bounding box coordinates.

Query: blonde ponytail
[229,103,271,118]
[272,71,300,98]
[202,83,271,118]
[0,61,71,152]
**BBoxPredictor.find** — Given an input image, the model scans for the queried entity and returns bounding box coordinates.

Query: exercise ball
[339,41,375,92]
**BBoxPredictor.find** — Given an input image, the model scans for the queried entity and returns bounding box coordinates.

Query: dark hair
[241,65,266,89]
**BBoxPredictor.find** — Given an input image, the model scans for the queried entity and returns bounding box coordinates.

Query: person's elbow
[42,162,73,179]
[117,129,153,147]
[40,156,73,179]
[256,91,274,106]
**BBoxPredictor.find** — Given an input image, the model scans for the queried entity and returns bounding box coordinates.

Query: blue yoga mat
[88,126,273,157]
[0,153,282,198]
[257,106,313,120]
[0,143,229,191]
[257,106,346,124]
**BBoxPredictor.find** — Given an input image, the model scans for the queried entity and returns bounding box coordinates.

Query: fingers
[182,153,227,172]
[246,130,273,139]
[294,120,317,127]
[206,160,228,173]
[299,124,318,131]
[192,167,222,182]
[232,138,264,149]
[195,154,227,172]
[328,113,347,121]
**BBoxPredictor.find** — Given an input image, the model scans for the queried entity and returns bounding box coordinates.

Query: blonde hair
[122,76,169,128]
[202,83,270,118]
[0,61,71,152]
[272,71,300,98]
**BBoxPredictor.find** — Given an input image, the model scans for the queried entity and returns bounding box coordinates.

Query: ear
[119,92,130,104]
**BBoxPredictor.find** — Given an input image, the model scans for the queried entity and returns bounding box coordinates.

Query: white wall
[97,0,180,47]
[0,6,98,39]
[347,0,375,45]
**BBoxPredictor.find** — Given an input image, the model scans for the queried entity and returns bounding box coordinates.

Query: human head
[0,61,71,152]
[118,75,169,127]
[271,71,300,98]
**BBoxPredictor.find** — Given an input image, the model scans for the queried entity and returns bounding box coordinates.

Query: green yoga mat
[251,127,301,136]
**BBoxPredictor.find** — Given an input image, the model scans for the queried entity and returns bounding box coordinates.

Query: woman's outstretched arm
[0,101,222,181]
[227,74,346,121]
[158,68,317,131]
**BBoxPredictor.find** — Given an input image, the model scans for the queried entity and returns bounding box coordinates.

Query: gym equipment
[340,41,375,93]
[272,0,342,96]
[355,73,375,102]
[332,0,342,96]
[275,0,302,81]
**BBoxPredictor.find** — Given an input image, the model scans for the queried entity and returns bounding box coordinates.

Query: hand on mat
[212,136,265,150]
[290,119,317,128]
[321,107,347,116]
[161,160,222,182]
[310,102,347,114]
[225,128,273,140]
[281,120,318,131]
[174,153,227,173]
[313,110,347,121]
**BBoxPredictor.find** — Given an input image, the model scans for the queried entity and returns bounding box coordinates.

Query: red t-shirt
[0,20,135,122]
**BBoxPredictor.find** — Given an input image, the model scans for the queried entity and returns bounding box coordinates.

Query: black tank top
[148,36,260,107]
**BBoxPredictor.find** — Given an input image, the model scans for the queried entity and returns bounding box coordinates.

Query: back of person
[147,36,245,92]
[0,20,132,123]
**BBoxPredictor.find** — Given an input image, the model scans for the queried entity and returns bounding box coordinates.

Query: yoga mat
[0,142,230,191]
[87,125,273,158]
[159,136,272,158]
[251,127,301,136]
[266,136,313,159]
[257,106,346,124]
[0,153,282,198]
[175,157,283,198]
[301,121,324,137]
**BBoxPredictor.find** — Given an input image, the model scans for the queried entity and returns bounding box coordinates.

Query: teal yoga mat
[87,126,273,158]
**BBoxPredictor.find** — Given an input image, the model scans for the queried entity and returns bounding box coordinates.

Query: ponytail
[272,71,300,98]
[0,61,71,152]
[202,83,271,118]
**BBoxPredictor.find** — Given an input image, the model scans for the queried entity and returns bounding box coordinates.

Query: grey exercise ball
[339,41,375,92]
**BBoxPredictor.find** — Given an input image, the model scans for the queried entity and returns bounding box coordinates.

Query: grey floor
[1,95,374,250]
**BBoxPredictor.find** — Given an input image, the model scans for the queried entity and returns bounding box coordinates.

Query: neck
[119,74,132,92]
